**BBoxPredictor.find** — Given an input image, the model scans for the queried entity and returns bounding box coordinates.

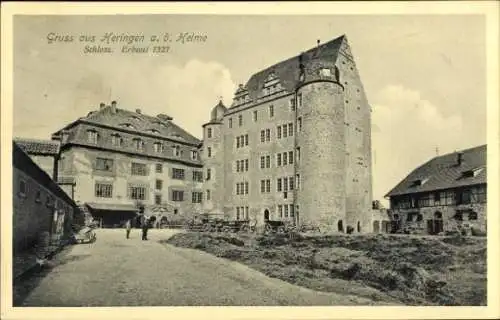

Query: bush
[346,226,354,234]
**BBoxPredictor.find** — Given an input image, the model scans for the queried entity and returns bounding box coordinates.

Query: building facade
[13,138,60,181]
[202,35,373,232]
[13,141,78,255]
[385,145,487,235]
[51,101,204,227]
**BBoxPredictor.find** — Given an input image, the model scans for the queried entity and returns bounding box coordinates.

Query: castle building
[50,101,204,227]
[385,145,487,235]
[202,35,373,232]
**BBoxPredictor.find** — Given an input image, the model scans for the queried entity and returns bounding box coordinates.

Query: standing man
[138,206,149,241]
[125,219,132,239]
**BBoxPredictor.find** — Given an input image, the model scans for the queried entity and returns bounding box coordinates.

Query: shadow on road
[13,246,90,306]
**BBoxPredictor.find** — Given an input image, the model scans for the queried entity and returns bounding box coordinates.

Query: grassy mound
[164,232,486,306]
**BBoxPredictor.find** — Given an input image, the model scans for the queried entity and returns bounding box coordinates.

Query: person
[138,206,149,241]
[125,219,132,239]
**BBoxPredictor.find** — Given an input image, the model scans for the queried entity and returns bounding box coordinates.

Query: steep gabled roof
[385,145,487,197]
[13,137,60,156]
[234,35,345,104]
[53,106,201,145]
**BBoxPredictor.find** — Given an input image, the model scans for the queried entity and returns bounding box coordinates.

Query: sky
[12,14,487,205]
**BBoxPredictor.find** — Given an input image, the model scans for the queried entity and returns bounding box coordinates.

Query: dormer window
[319,68,331,77]
[411,178,429,187]
[87,129,99,144]
[133,138,145,151]
[119,123,135,130]
[153,142,163,153]
[463,167,484,178]
[111,134,123,147]
[148,129,161,135]
[191,150,198,160]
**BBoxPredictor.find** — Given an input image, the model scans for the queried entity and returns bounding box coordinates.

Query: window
[111,134,123,147]
[288,151,294,164]
[206,190,211,201]
[172,168,185,180]
[131,162,147,176]
[457,189,472,205]
[236,160,240,173]
[129,185,146,200]
[173,145,180,157]
[193,171,203,182]
[207,147,212,158]
[236,207,240,220]
[18,179,27,197]
[245,134,248,146]
[87,129,99,144]
[238,114,243,126]
[172,190,184,202]
[245,159,249,172]
[269,105,274,117]
[155,179,163,191]
[277,178,282,192]
[155,194,162,205]
[298,117,302,132]
[277,126,282,139]
[35,190,41,203]
[253,110,258,122]
[289,177,294,190]
[260,156,265,169]
[155,163,163,173]
[237,183,241,195]
[229,118,232,128]
[290,98,295,111]
[296,174,300,190]
[153,142,163,153]
[207,128,212,138]
[266,179,270,193]
[236,136,241,148]
[260,130,265,143]
[133,138,144,151]
[266,155,270,168]
[95,183,113,198]
[290,205,295,218]
[298,93,302,107]
[192,192,203,203]
[283,125,288,138]
[277,153,282,166]
[284,205,289,218]
[283,177,288,192]
[206,168,211,180]
[288,123,294,136]
[260,180,265,193]
[266,129,270,142]
[191,150,198,160]
[283,152,288,165]
[245,207,249,220]
[319,68,331,77]
[472,186,487,203]
[278,205,283,218]
[95,157,114,172]
[296,147,301,163]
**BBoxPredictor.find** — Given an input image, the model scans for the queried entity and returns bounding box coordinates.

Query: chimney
[136,108,142,114]
[317,39,320,48]
[457,152,464,165]
[99,102,105,109]
[110,100,117,114]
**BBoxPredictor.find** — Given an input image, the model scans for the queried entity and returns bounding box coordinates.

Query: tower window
[228,118,232,128]
[269,105,274,118]
[253,110,258,122]
[207,128,212,138]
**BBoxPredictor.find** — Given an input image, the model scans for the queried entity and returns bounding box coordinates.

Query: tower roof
[232,35,345,106]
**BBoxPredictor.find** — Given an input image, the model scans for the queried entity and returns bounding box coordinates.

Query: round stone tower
[202,100,227,215]
[294,54,346,232]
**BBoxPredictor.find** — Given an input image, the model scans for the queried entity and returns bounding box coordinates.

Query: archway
[264,209,270,221]
[337,220,344,232]
[357,221,361,233]
[373,220,380,233]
